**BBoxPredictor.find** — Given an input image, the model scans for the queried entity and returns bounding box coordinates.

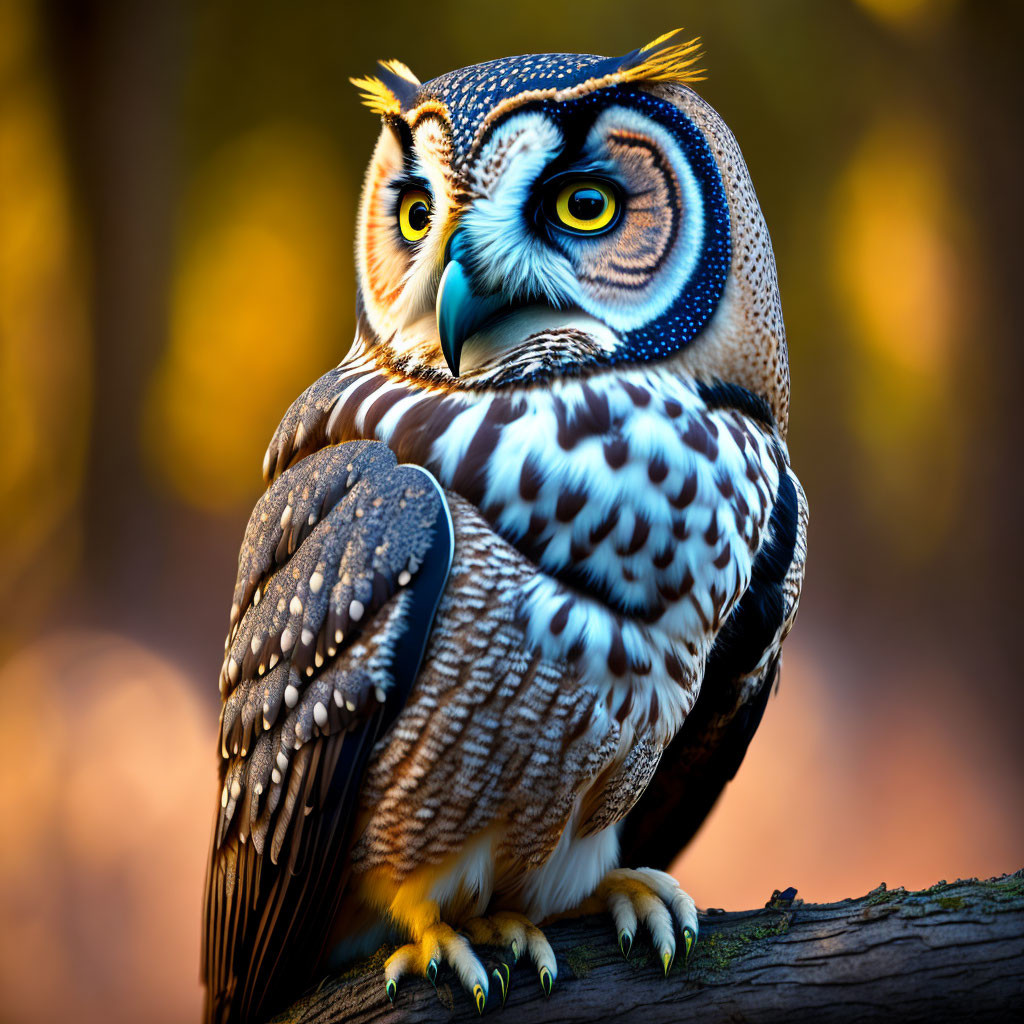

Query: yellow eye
[398,188,432,242]
[552,179,618,233]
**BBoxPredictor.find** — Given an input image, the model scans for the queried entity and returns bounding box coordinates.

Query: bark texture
[271,872,1024,1024]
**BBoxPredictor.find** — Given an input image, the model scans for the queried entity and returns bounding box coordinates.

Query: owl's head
[351,31,789,432]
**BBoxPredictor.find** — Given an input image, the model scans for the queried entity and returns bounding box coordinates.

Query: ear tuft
[615,29,706,86]
[378,59,420,87]
[350,59,421,116]
[349,74,401,115]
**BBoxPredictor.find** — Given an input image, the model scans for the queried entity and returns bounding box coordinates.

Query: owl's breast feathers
[203,34,811,1022]
[206,345,805,1022]
[266,343,794,750]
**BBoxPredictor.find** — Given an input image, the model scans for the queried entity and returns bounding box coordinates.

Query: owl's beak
[436,232,506,377]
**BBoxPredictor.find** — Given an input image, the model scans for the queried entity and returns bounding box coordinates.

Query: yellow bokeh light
[833,118,959,376]
[853,0,957,32]
[830,113,968,560]
[145,125,352,510]
[0,0,91,611]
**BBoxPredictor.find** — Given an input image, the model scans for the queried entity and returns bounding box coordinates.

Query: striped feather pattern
[265,346,783,745]
[204,37,808,1022]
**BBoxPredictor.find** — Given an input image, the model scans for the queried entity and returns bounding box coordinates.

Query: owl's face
[352,34,789,430]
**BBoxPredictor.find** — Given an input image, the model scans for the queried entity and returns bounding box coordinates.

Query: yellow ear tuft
[349,60,422,116]
[378,59,421,87]
[619,28,706,86]
[349,75,401,116]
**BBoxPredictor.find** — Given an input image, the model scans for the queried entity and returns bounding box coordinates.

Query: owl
[202,30,808,1024]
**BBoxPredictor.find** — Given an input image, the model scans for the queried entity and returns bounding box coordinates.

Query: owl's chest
[325,360,780,741]
[421,379,779,733]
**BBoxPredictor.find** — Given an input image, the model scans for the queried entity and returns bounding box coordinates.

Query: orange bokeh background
[1,0,1022,1020]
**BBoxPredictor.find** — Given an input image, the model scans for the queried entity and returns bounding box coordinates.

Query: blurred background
[1,0,1022,1020]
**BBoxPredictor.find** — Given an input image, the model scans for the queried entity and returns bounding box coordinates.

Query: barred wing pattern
[202,441,453,1024]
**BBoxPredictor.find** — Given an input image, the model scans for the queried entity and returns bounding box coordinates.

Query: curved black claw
[618,929,633,959]
[426,958,439,987]
[385,978,397,1004]
[539,965,553,998]
[683,926,696,962]
[473,983,486,1015]
[491,963,510,1005]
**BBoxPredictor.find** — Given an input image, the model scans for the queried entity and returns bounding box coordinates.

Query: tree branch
[271,872,1024,1024]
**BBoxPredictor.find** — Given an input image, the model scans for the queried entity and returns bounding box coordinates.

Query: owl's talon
[539,964,553,997]
[598,868,697,976]
[463,910,555,992]
[683,926,696,962]
[473,983,486,1014]
[491,963,509,1004]
[384,922,488,1010]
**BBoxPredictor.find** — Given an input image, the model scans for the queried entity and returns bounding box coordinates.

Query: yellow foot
[384,922,490,1013]
[596,868,698,974]
[462,911,558,1000]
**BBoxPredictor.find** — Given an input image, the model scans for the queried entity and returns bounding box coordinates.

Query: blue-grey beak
[436,232,505,377]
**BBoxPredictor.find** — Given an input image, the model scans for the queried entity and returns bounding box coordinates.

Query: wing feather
[202,440,453,1024]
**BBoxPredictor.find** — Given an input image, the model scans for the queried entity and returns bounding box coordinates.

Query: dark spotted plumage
[203,442,453,1024]
[620,463,802,868]
[417,53,613,158]
[204,32,807,1024]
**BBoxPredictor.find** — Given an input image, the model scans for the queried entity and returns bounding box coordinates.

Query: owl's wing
[201,440,453,1024]
[618,462,808,869]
